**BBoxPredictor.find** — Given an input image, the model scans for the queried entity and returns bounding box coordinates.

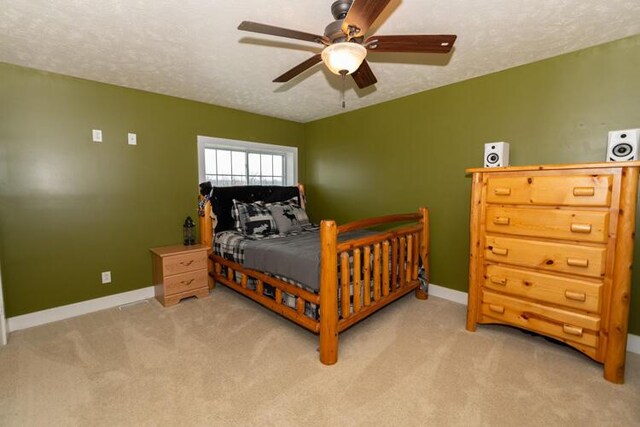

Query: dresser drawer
[484,236,606,278]
[163,252,207,275]
[484,265,603,313]
[165,269,208,295]
[486,174,612,207]
[481,290,600,348]
[485,206,609,243]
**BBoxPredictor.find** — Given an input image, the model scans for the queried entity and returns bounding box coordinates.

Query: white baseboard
[7,286,155,333]
[5,283,640,355]
[428,283,468,305]
[428,282,640,355]
[627,333,640,354]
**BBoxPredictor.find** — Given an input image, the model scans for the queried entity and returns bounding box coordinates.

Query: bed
[198,183,430,365]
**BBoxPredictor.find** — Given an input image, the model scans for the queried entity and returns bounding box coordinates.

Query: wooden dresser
[466,161,640,383]
[150,244,210,307]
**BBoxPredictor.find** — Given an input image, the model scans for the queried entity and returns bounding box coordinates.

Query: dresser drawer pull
[180,260,195,266]
[488,304,505,314]
[566,258,589,268]
[490,276,507,286]
[562,324,583,337]
[564,290,586,302]
[181,279,195,286]
[493,217,510,225]
[573,187,595,197]
[491,247,509,256]
[494,187,511,196]
[570,223,592,233]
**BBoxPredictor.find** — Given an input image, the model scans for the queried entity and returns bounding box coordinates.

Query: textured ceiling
[1,1,639,123]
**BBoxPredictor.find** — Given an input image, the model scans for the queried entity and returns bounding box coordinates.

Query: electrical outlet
[101,271,112,284]
[92,129,103,143]
[128,132,137,145]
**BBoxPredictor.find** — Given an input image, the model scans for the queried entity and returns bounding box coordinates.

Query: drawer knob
[567,258,589,268]
[494,187,511,196]
[490,276,507,286]
[180,260,195,266]
[181,279,195,286]
[491,247,509,256]
[562,324,583,337]
[570,223,592,234]
[565,290,586,302]
[573,187,595,197]
[489,304,505,314]
[493,217,510,225]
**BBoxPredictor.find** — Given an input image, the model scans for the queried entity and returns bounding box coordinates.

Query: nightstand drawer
[486,174,612,207]
[484,235,606,278]
[165,269,208,295]
[484,265,602,313]
[163,252,207,275]
[485,206,609,243]
[481,290,599,348]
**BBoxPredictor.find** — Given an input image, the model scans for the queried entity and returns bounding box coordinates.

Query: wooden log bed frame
[199,184,430,365]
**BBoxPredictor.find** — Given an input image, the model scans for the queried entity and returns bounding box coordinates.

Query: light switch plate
[101,271,111,284]
[92,129,103,143]
[128,133,137,146]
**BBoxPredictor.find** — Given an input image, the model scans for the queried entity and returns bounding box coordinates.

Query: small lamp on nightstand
[183,216,195,245]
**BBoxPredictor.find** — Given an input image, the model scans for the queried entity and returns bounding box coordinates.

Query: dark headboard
[206,185,301,232]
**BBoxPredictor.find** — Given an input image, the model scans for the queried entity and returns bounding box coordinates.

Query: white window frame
[197,136,298,186]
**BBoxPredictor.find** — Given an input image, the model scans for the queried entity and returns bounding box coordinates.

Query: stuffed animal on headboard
[198,181,217,230]
[199,181,213,197]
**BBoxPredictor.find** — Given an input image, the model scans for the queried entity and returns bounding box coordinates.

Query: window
[197,136,297,187]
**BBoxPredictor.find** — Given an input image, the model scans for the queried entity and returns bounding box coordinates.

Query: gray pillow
[267,199,310,234]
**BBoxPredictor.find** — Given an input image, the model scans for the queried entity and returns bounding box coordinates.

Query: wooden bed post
[199,195,216,290]
[297,183,307,209]
[416,207,430,300]
[319,219,339,365]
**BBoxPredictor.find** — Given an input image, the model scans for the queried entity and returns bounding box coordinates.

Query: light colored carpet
[0,286,638,426]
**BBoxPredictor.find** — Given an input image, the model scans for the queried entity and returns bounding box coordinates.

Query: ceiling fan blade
[365,35,458,53]
[342,0,392,38]
[238,21,329,45]
[273,54,323,82]
[351,60,377,89]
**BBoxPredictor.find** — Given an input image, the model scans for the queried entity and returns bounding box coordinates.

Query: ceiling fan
[238,0,457,90]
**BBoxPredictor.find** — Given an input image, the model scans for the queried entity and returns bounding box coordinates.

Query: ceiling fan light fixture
[321,42,367,75]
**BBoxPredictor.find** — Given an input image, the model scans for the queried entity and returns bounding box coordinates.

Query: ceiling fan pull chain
[340,70,347,109]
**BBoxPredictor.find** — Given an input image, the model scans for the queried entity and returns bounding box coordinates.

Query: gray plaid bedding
[214,224,320,264]
[213,226,426,320]
[214,226,322,318]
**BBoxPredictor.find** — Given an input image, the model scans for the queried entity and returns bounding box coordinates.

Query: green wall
[2,35,640,336]
[303,35,640,334]
[0,63,304,317]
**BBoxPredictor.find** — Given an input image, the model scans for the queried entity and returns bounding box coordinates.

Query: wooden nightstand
[150,244,210,307]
